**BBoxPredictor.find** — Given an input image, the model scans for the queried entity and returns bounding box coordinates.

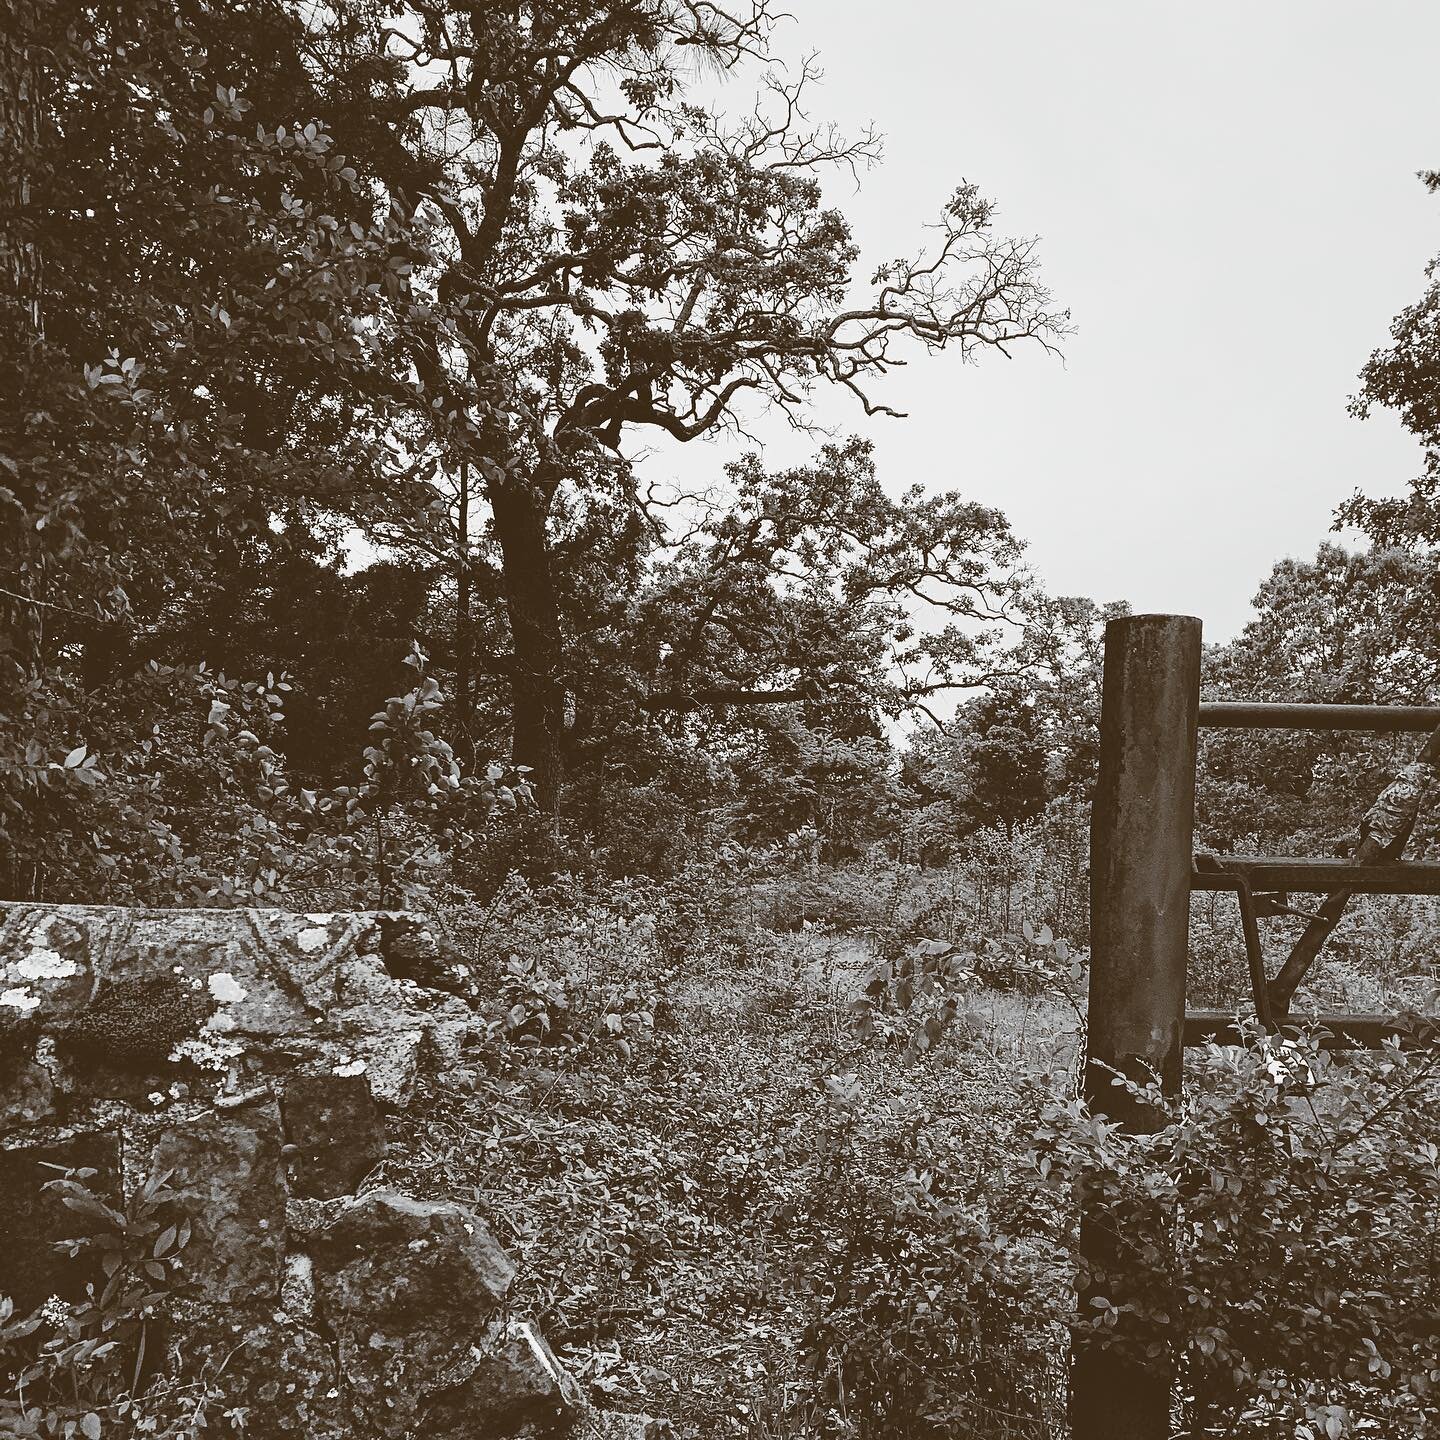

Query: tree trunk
[1,0,43,340]
[453,461,475,766]
[489,474,565,811]
[1,0,45,674]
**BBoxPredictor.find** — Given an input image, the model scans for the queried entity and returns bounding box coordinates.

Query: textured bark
[453,461,475,765]
[489,474,565,811]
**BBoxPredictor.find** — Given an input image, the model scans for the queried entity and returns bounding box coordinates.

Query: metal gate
[1070,613,1440,1440]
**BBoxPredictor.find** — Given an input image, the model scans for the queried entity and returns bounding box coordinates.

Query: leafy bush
[7,644,530,914]
[1187,887,1440,1015]
[1328,893,1440,987]
[778,1059,1067,1440]
[754,863,891,935]
[900,799,1090,957]
[1033,1024,1440,1438]
[851,938,980,1058]
[0,1167,228,1439]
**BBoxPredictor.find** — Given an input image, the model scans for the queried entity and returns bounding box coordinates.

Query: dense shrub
[791,1076,1067,1440]
[1034,1025,1440,1438]
[901,796,1090,955]
[753,862,892,935]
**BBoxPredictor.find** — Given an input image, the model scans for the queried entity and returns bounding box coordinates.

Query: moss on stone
[0,1010,40,1073]
[55,974,216,1072]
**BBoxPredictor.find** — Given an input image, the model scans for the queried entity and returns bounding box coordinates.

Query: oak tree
[300,1,1067,806]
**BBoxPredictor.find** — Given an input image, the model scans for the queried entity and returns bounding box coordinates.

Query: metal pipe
[1192,856,1440,895]
[1198,702,1440,732]
[1266,724,1440,1015]
[1185,1010,1439,1050]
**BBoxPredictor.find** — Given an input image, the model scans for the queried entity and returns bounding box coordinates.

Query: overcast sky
[641,0,1439,642]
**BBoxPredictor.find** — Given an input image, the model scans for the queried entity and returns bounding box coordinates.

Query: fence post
[1070,614,1201,1440]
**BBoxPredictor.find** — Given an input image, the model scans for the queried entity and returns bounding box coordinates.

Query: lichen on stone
[207,971,248,1005]
[1,985,40,1015]
[170,1032,245,1071]
[14,948,80,982]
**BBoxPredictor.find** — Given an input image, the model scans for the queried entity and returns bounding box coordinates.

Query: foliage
[8,8,1440,1440]
[1,0,432,897]
[900,594,1120,863]
[851,937,981,1059]
[271,2,1068,805]
[632,440,1043,741]
[0,659,296,904]
[156,552,438,784]
[793,1075,1065,1439]
[899,800,1090,954]
[1351,165,1440,474]
[1033,1026,1440,1438]
[719,706,908,862]
[1197,543,1440,856]
[1194,162,1440,864]
[906,688,1049,839]
[752,861,892,935]
[386,868,1071,1437]
[200,645,534,911]
[0,0,1074,866]
[0,632,522,910]
[0,1167,229,1439]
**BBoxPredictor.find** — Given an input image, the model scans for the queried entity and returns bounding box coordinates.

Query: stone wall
[0,904,660,1439]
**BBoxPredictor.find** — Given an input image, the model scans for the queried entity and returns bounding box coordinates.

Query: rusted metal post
[1070,614,1201,1440]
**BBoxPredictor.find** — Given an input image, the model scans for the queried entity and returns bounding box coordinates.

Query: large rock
[279,1071,387,1198]
[0,1035,59,1128]
[310,1189,519,1435]
[148,1097,288,1305]
[0,905,475,1106]
[0,904,670,1440]
[426,1319,585,1438]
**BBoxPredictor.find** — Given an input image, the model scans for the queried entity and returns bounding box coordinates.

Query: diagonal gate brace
[1191,723,1440,1032]
[1266,724,1440,1016]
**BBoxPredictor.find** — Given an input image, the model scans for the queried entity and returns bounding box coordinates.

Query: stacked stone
[0,904,661,1440]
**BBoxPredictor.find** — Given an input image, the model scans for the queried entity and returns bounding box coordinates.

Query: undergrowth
[364,850,1440,1437]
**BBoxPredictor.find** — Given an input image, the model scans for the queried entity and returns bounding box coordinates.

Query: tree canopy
[1,0,1076,899]
[282,0,1068,805]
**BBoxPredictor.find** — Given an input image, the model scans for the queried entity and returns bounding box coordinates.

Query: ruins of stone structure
[0,903,661,1439]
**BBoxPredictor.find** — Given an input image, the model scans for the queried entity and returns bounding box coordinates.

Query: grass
[371,863,1439,1438]
[370,910,1077,1438]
